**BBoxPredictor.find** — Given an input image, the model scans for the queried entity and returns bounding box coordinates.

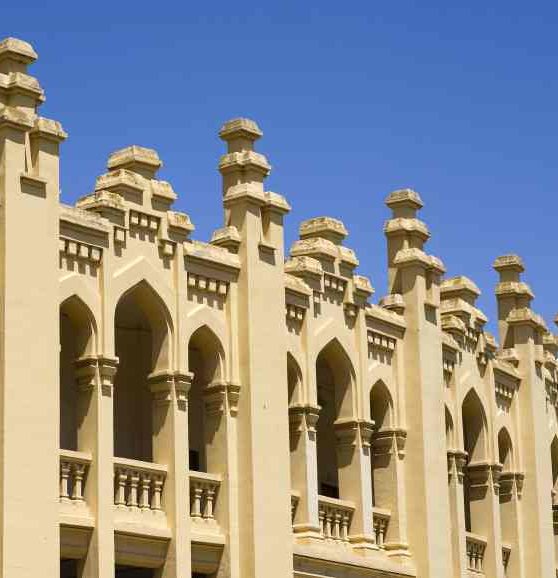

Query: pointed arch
[115,279,173,372]
[498,427,514,472]
[462,388,488,463]
[59,295,98,451]
[113,279,173,462]
[445,405,455,449]
[551,436,558,504]
[187,324,227,473]
[287,352,303,407]
[370,380,394,431]
[316,338,356,420]
[188,325,225,384]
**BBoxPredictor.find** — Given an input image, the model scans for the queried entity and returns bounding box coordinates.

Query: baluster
[60,461,71,502]
[341,512,350,542]
[72,463,85,501]
[139,473,151,511]
[115,469,128,507]
[325,509,332,540]
[333,511,341,541]
[152,475,163,511]
[128,470,140,509]
[318,507,325,538]
[191,484,203,518]
[204,485,215,519]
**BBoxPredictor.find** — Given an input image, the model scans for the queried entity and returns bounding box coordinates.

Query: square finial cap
[219,118,263,142]
[107,146,162,178]
[493,254,524,273]
[0,38,37,72]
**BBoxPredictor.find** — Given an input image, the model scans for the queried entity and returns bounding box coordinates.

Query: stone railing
[466,532,487,573]
[318,495,355,543]
[189,471,221,522]
[502,543,511,572]
[113,458,167,512]
[372,507,390,547]
[59,449,92,504]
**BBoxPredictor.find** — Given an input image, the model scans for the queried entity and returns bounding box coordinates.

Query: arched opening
[316,339,354,499]
[498,428,513,473]
[551,437,558,558]
[370,380,393,506]
[551,437,558,505]
[445,406,455,450]
[462,389,488,533]
[287,353,304,490]
[60,296,96,451]
[187,325,224,473]
[114,281,171,462]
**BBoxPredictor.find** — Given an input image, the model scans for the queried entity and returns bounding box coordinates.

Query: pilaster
[219,118,293,578]
[384,189,453,577]
[0,38,66,578]
[494,255,555,577]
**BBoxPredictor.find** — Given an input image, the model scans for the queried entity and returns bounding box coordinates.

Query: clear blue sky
[4,2,557,336]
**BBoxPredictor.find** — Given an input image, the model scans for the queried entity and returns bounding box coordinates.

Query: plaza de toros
[0,36,557,578]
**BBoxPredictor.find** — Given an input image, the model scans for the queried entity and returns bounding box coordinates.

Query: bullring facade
[0,37,557,578]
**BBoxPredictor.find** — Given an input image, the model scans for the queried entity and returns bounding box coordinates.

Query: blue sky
[3,2,557,336]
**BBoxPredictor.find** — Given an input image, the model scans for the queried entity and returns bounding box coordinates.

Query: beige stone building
[0,36,557,578]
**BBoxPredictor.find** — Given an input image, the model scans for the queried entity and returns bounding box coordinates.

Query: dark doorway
[61,559,78,578]
[115,566,155,578]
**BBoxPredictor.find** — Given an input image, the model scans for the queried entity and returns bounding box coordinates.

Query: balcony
[372,507,390,547]
[318,495,355,544]
[113,458,169,538]
[466,532,487,574]
[189,471,221,529]
[59,449,94,560]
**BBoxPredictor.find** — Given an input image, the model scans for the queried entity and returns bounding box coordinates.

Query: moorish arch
[59,295,98,451]
[113,280,173,462]
[498,427,514,473]
[187,324,225,473]
[369,380,394,507]
[315,338,356,498]
[461,387,489,533]
[445,405,455,450]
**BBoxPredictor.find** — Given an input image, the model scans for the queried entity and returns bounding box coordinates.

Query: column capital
[74,355,118,396]
[372,427,407,458]
[148,370,193,408]
[447,449,468,484]
[203,380,241,417]
[333,418,375,448]
[289,404,320,437]
[466,461,502,493]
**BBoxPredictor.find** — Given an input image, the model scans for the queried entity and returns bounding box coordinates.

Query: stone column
[334,418,376,553]
[203,380,241,578]
[499,472,525,578]
[372,428,410,560]
[447,449,468,578]
[289,404,321,540]
[149,371,192,578]
[467,462,504,578]
[74,356,118,578]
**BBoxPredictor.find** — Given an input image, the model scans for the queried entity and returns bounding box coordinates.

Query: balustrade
[113,458,167,512]
[318,495,354,543]
[189,471,221,522]
[59,449,92,504]
[372,507,390,547]
[466,532,487,574]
